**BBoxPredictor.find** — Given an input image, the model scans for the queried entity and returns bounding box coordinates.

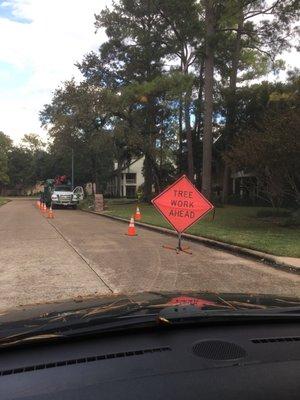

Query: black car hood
[0,291,300,341]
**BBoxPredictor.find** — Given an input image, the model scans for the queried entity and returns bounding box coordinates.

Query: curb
[80,209,300,276]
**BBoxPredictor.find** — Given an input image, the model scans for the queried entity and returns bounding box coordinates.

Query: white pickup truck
[51,185,84,209]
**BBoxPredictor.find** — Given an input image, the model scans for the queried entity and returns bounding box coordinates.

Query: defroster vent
[251,336,300,344]
[0,346,171,377]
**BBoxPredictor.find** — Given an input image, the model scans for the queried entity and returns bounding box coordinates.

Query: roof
[114,156,144,173]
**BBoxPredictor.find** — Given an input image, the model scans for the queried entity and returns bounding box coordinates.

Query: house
[106,157,145,198]
[231,170,257,198]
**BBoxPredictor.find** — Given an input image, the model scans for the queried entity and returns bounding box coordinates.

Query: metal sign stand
[163,232,192,254]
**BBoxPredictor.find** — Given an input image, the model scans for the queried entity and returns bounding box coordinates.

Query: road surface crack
[46,220,113,294]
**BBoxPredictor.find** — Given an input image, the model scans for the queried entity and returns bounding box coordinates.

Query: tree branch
[244,0,281,20]
[244,45,275,60]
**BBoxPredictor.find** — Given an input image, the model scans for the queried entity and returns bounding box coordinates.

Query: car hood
[52,191,73,196]
[0,291,299,339]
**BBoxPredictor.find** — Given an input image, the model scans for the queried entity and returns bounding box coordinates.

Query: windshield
[0,0,299,332]
[54,186,72,192]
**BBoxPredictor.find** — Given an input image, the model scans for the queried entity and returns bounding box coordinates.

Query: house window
[126,173,136,184]
[126,186,136,198]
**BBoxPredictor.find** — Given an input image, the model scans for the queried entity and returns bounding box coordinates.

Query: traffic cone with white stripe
[47,206,54,219]
[134,206,141,221]
[43,203,47,214]
[126,216,137,236]
[36,200,40,209]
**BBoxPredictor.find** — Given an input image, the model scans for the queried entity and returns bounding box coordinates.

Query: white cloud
[0,1,299,144]
[0,0,112,143]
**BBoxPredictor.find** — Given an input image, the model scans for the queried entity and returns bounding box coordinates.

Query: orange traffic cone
[40,202,44,211]
[43,203,47,214]
[47,206,54,219]
[126,217,137,236]
[134,206,141,221]
[36,200,40,208]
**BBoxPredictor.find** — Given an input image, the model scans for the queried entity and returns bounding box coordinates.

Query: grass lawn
[103,202,300,258]
[0,197,9,207]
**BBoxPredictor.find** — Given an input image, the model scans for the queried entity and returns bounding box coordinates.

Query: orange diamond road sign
[151,175,214,233]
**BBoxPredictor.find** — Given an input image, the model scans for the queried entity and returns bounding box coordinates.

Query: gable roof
[114,156,144,173]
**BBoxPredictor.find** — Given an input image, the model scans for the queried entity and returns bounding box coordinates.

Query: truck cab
[51,185,84,209]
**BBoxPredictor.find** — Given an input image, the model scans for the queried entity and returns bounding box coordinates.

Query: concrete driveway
[0,199,299,312]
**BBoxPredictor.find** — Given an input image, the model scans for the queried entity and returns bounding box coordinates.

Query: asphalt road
[0,199,299,312]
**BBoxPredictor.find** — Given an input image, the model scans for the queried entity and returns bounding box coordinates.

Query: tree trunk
[144,152,153,201]
[92,154,99,194]
[181,55,194,182]
[185,91,194,181]
[178,97,183,173]
[222,164,231,203]
[222,9,244,203]
[195,59,205,138]
[116,168,122,197]
[143,92,155,201]
[143,7,156,202]
[153,161,161,194]
[202,0,215,200]
[195,59,204,188]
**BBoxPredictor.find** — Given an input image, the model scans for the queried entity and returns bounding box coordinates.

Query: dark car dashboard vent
[251,336,300,344]
[0,346,171,377]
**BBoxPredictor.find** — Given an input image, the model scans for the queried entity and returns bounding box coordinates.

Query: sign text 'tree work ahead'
[151,175,214,233]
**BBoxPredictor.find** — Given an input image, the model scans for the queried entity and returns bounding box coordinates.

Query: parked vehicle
[42,177,84,208]
[51,185,84,209]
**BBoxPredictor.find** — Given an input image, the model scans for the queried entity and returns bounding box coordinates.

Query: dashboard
[0,322,299,399]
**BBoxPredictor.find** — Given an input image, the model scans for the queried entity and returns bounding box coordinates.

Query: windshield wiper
[0,307,158,349]
[1,305,300,349]
[158,305,300,325]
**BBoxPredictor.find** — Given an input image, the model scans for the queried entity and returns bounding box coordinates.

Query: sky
[0,0,299,144]
[0,0,111,143]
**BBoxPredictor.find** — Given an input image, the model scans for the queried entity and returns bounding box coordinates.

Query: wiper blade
[0,300,142,341]
[2,304,299,349]
[158,305,300,325]
[0,310,158,349]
